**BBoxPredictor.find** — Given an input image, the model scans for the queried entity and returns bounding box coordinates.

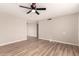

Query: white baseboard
[0,38,27,46]
[39,38,79,46]
[0,37,78,47]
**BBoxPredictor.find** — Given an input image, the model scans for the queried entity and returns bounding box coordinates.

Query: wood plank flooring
[0,37,79,56]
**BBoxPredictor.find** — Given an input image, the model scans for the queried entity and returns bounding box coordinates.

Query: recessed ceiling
[0,3,79,23]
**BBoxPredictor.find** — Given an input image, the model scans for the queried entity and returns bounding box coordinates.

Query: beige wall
[78,14,79,46]
[27,23,37,37]
[39,13,78,46]
[0,13,27,46]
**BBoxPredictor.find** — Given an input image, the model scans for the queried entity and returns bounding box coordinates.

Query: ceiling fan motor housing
[31,3,36,9]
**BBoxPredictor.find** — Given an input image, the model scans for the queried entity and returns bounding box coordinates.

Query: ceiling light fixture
[32,10,35,12]
[19,3,46,15]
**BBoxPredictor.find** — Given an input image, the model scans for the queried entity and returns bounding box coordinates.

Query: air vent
[48,18,52,20]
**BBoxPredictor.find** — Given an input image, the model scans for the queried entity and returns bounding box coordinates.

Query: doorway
[27,22,39,40]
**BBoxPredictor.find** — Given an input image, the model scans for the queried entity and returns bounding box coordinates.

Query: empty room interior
[0,3,79,56]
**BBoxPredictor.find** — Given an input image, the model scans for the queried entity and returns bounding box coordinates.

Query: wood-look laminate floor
[0,37,79,56]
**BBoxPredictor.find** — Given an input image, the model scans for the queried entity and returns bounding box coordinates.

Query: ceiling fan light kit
[32,10,35,12]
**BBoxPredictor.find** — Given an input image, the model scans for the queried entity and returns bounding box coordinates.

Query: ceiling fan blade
[35,11,39,15]
[36,8,46,10]
[19,5,31,9]
[27,10,32,14]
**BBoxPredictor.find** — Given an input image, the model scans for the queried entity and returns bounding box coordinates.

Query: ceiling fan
[19,3,46,15]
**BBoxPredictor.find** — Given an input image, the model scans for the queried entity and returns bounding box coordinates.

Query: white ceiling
[0,3,79,23]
